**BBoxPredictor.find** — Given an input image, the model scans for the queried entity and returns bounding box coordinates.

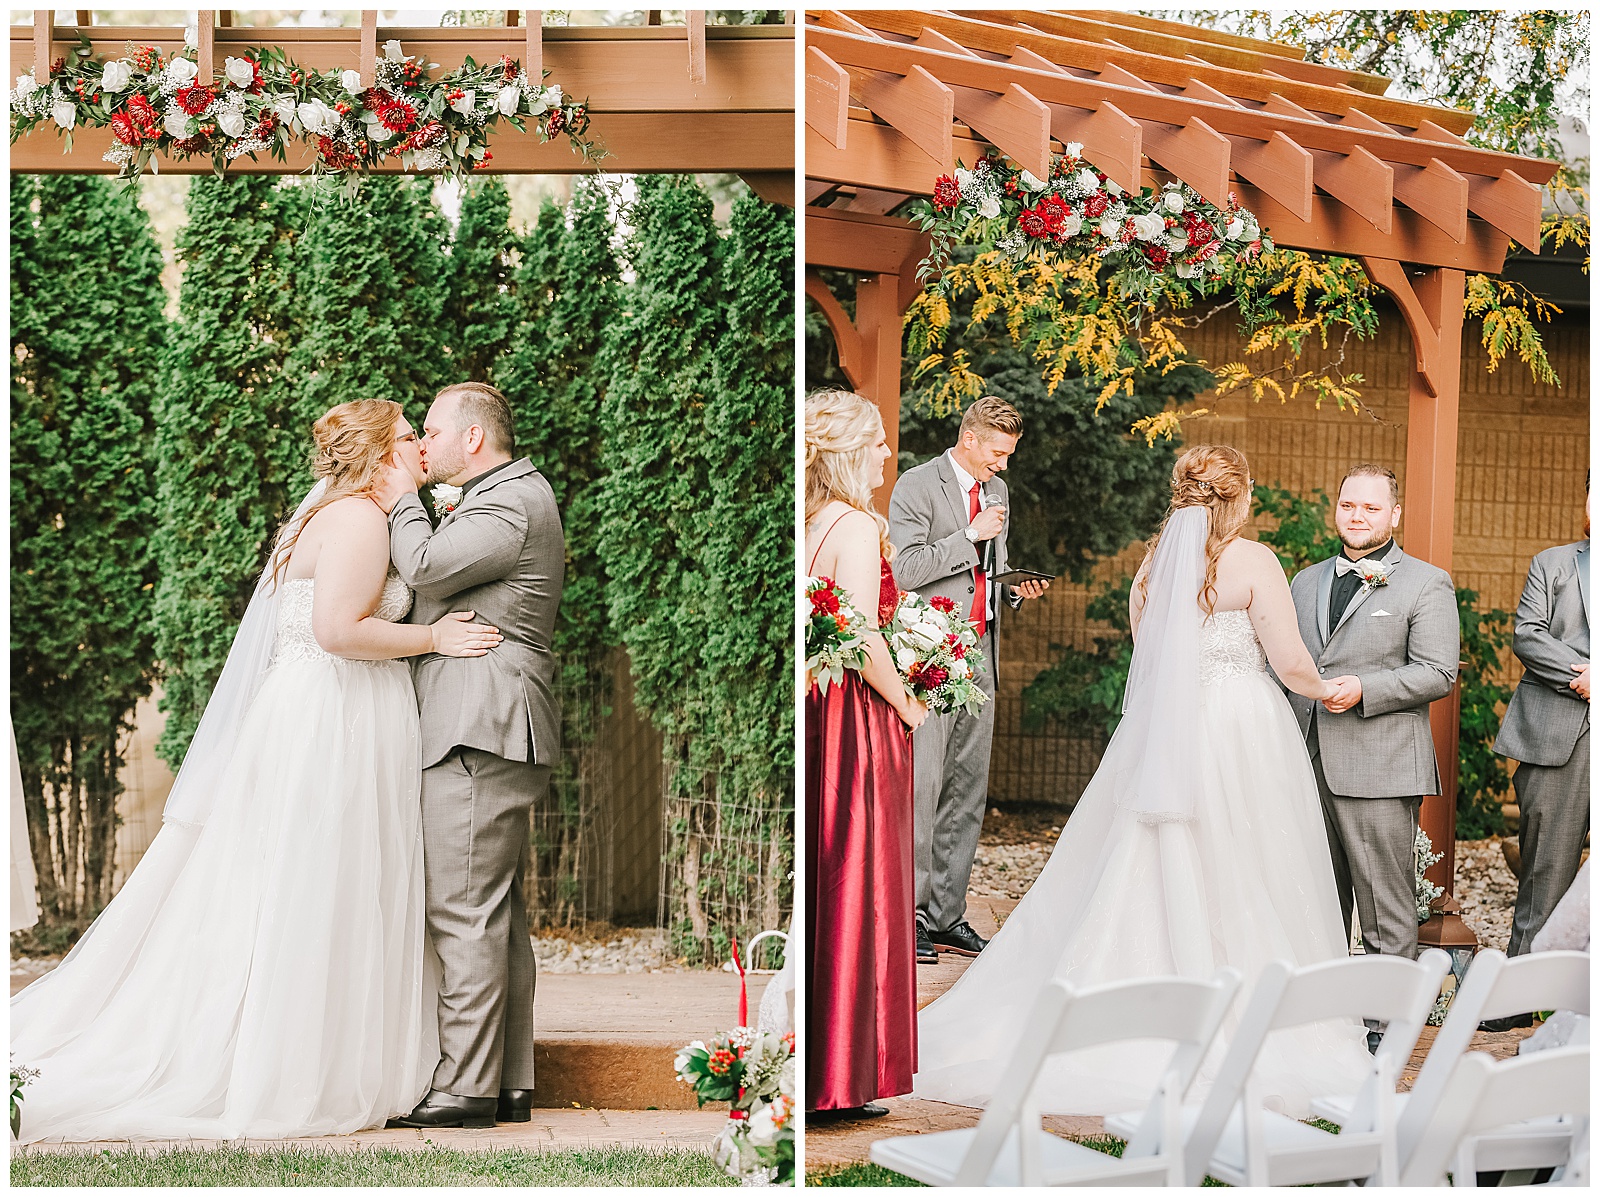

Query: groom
[889,395,1049,966]
[1287,464,1460,980]
[377,382,565,1128]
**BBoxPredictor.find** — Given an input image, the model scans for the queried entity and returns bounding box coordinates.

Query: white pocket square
[1370,609,1395,617]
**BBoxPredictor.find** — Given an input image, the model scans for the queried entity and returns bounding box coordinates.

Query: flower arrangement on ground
[11,1061,39,1138]
[913,144,1271,297]
[675,1028,795,1185]
[887,591,988,716]
[9,34,598,188]
[805,576,869,692]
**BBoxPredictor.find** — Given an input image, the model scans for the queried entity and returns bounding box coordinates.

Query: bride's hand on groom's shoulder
[1321,674,1362,714]
[374,464,418,515]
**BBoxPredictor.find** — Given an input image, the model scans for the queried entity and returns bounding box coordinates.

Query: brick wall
[991,303,1590,807]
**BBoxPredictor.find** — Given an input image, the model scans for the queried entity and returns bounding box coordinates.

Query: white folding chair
[1399,1046,1590,1186]
[1313,949,1590,1179]
[868,968,1242,1186]
[1107,950,1453,1186]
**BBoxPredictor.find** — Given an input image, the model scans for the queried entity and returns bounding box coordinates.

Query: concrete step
[12,960,770,1113]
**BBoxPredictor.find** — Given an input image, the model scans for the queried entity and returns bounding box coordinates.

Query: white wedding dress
[11,569,437,1142]
[913,603,1373,1117]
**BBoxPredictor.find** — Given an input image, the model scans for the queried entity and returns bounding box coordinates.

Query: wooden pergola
[805,9,1562,947]
[11,10,794,202]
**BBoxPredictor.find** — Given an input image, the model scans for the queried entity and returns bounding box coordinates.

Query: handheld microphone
[979,490,1003,574]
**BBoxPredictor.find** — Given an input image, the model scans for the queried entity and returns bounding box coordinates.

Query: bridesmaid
[803,389,928,1120]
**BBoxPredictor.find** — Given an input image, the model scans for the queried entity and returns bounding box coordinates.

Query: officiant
[888,395,1050,967]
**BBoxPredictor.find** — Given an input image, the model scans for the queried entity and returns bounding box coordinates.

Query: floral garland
[9,34,598,186]
[914,143,1271,295]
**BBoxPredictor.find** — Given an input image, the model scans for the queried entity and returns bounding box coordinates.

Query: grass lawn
[11,1144,737,1187]
[807,1137,1230,1186]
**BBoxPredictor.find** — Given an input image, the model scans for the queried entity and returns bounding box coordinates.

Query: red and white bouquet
[887,592,988,716]
[9,35,598,188]
[675,1028,795,1184]
[914,144,1270,296]
[805,576,869,692]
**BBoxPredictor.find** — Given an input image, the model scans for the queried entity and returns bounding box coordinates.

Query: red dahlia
[380,99,418,133]
[545,107,567,135]
[1018,204,1051,239]
[176,83,213,115]
[1082,191,1110,219]
[810,589,841,615]
[1143,243,1170,267]
[124,95,162,141]
[173,134,210,154]
[928,595,957,613]
[952,642,966,660]
[1038,193,1070,232]
[401,120,447,150]
[110,110,140,146]
[932,174,961,211]
[316,136,362,170]
[920,666,950,690]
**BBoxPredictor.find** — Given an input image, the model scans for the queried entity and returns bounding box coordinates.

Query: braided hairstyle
[1137,444,1253,616]
[804,389,893,560]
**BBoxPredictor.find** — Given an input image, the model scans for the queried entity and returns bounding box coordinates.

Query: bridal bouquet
[676,1028,795,1184]
[805,577,869,692]
[888,592,988,715]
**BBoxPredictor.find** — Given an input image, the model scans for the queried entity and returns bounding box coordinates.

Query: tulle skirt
[11,655,437,1142]
[912,668,1372,1116]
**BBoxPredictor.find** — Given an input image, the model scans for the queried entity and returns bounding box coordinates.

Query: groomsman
[1286,464,1461,987]
[1493,492,1590,961]
[888,396,1049,965]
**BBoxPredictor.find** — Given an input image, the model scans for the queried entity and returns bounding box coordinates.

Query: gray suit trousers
[423,748,548,1097]
[912,630,997,934]
[1509,724,1591,957]
[1310,726,1421,962]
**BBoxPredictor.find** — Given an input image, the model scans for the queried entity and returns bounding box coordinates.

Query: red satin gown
[805,556,917,1110]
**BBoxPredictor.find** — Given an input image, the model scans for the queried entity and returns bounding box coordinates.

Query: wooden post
[686,11,706,85]
[196,11,215,83]
[526,11,542,80]
[359,9,377,90]
[855,273,904,512]
[34,9,52,83]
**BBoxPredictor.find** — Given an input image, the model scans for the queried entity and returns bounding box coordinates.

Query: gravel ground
[969,806,1528,952]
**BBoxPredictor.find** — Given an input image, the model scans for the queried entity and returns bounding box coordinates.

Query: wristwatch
[963,525,980,543]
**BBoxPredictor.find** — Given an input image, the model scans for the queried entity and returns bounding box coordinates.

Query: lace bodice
[271,569,413,666]
[1198,607,1267,686]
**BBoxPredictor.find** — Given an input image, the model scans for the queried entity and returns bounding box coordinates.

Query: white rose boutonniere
[431,483,464,520]
[1355,558,1393,594]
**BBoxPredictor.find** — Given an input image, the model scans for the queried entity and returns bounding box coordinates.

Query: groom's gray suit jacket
[1493,539,1590,767]
[389,458,564,769]
[1286,543,1460,798]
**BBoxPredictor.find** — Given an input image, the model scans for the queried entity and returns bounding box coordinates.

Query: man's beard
[426,452,463,486]
[1339,524,1391,552]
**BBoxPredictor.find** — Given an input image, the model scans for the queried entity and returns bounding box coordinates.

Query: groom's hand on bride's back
[1321,674,1363,714]
[374,464,419,515]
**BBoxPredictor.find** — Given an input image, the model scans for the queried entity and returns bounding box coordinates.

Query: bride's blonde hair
[1137,444,1253,616]
[269,399,405,585]
[805,389,892,560]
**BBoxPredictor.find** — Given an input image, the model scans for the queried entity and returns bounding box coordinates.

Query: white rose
[270,94,298,126]
[1098,215,1120,239]
[51,99,76,129]
[978,196,1001,220]
[954,167,974,196]
[297,99,338,136]
[1106,177,1123,197]
[1075,167,1097,192]
[450,88,476,116]
[183,24,199,48]
[216,107,245,138]
[341,69,364,95]
[496,84,520,116]
[224,56,255,89]
[15,71,39,97]
[895,647,918,672]
[747,1103,778,1148]
[1168,233,1189,253]
[164,108,192,138]
[1163,190,1185,214]
[1018,169,1045,192]
[1134,213,1166,242]
[1060,212,1082,237]
[1063,140,1083,158]
[1226,216,1245,240]
[1176,261,1199,279]
[369,119,397,142]
[384,39,407,62]
[168,56,199,85]
[100,60,132,92]
[543,84,562,106]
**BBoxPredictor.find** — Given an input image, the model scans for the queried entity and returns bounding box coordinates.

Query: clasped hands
[1321,674,1362,714]
[1571,662,1591,701]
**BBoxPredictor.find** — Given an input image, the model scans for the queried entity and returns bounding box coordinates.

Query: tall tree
[11,175,166,933]
[152,176,302,768]
[443,178,520,383]
[281,176,451,472]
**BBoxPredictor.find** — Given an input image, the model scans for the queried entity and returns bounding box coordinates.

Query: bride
[11,399,502,1142]
[913,445,1373,1117]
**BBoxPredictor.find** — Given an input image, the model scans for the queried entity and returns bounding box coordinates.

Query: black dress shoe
[1479,1012,1536,1033]
[915,923,938,965]
[809,1103,890,1123]
[392,1090,498,1129]
[1367,1029,1383,1055]
[497,1089,534,1123]
[929,920,989,957]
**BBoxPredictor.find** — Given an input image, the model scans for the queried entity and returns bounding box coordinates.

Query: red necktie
[968,481,987,638]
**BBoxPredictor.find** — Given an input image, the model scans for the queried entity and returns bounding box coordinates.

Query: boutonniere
[1355,559,1392,594]
[430,483,463,520]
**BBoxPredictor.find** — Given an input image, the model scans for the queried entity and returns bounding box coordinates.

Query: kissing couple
[13,382,565,1140]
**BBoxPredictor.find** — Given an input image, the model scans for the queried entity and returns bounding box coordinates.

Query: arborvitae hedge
[152,176,303,767]
[11,175,166,931]
[442,178,519,383]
